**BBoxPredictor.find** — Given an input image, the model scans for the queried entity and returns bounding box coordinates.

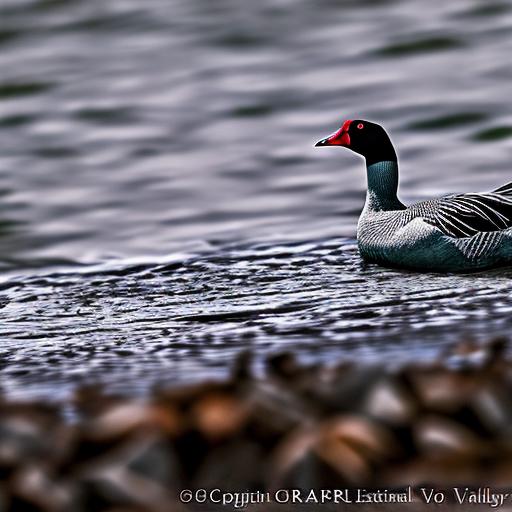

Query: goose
[315,119,512,271]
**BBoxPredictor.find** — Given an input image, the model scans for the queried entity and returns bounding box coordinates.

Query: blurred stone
[266,352,302,381]
[74,386,127,418]
[271,415,396,488]
[77,434,178,512]
[231,349,253,382]
[0,406,72,471]
[191,392,250,441]
[316,364,387,413]
[409,369,478,413]
[1,338,512,509]
[9,464,75,512]
[84,403,182,441]
[193,439,264,489]
[269,426,345,488]
[414,416,487,459]
[246,380,316,438]
[470,384,512,436]
[328,415,396,457]
[363,377,417,425]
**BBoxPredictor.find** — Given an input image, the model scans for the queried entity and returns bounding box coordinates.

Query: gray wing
[412,181,512,238]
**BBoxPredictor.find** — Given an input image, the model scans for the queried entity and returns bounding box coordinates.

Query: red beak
[315,119,352,147]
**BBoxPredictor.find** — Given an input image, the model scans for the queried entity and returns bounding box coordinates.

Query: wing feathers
[417,188,512,238]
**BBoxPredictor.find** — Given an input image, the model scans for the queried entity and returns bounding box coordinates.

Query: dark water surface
[1,0,512,399]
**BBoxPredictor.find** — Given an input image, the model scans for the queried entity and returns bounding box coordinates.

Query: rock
[414,415,487,459]
[84,403,182,441]
[76,434,179,512]
[271,415,396,488]
[363,377,417,425]
[9,464,76,512]
[0,405,72,472]
[409,369,478,413]
[190,392,250,442]
[1,338,512,508]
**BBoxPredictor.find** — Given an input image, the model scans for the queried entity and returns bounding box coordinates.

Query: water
[1,0,512,399]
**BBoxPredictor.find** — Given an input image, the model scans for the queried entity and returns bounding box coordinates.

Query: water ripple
[1,237,511,399]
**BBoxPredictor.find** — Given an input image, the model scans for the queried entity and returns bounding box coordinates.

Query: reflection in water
[0,0,511,398]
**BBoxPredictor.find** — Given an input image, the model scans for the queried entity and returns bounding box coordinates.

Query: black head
[315,119,397,166]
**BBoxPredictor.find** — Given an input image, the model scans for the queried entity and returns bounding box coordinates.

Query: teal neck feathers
[365,160,404,211]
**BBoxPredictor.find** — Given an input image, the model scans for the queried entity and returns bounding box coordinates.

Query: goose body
[316,120,512,271]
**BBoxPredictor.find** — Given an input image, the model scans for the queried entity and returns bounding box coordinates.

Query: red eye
[357,123,364,129]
